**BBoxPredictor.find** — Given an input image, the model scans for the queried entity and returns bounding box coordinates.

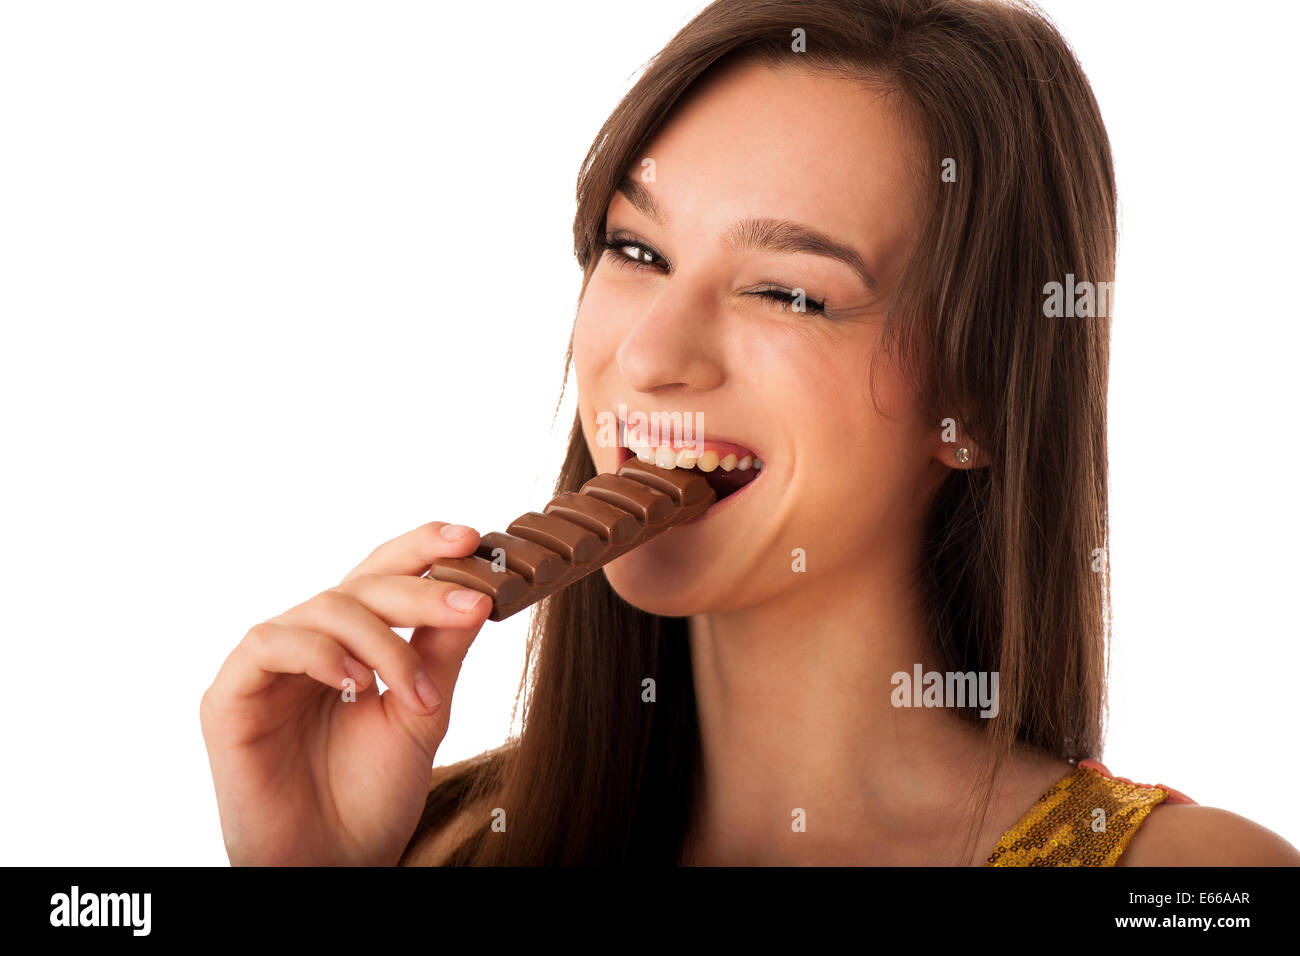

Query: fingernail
[414,671,443,709]
[342,657,370,684]
[439,524,472,540]
[446,588,487,613]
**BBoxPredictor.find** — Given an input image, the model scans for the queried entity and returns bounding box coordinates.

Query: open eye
[601,234,667,271]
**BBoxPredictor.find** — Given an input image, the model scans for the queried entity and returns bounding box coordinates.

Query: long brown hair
[402,0,1115,865]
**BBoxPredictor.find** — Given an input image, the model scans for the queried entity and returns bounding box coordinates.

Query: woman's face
[573,59,941,617]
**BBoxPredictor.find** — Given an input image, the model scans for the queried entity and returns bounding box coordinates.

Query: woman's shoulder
[987,757,1299,866]
[1119,803,1300,866]
[1081,759,1300,866]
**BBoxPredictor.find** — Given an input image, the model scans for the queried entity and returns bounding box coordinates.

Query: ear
[934,416,990,470]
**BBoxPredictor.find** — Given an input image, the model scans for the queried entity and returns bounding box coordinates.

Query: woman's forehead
[612,62,923,290]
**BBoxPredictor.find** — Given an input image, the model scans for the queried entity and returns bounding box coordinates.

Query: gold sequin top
[985,759,1197,866]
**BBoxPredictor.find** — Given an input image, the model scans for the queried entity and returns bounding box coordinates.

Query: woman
[200,0,1300,866]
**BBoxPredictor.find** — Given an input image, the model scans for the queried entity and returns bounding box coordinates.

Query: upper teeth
[629,438,761,472]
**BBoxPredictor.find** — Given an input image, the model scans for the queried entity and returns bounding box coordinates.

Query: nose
[614,280,725,393]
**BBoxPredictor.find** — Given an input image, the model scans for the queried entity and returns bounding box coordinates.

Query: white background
[1,1,1296,865]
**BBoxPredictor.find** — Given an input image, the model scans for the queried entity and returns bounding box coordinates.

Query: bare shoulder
[1120,804,1300,866]
[398,755,500,867]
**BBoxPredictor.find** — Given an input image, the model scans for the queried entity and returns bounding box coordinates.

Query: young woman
[200,0,1300,866]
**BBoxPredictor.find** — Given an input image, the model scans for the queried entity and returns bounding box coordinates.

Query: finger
[213,622,374,700]
[273,587,480,716]
[409,622,483,702]
[329,573,493,631]
[341,521,481,583]
[384,621,487,748]
[384,594,494,747]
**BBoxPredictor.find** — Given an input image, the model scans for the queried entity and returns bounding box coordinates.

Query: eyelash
[599,234,829,316]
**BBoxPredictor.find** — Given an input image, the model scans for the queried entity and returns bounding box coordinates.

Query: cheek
[770,335,929,538]
[755,324,882,450]
[573,276,636,465]
[572,274,632,384]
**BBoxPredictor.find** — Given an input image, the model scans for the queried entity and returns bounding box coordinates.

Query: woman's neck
[681,557,1066,865]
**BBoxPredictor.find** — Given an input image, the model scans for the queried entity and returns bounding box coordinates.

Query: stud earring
[955,446,971,465]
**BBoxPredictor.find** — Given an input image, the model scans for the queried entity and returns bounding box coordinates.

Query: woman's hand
[200,521,492,866]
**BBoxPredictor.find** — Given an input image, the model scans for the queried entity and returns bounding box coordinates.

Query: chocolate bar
[423,457,716,621]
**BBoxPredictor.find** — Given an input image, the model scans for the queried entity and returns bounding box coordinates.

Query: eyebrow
[615,177,879,295]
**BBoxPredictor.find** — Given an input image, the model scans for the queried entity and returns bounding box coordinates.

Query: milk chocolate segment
[507,511,603,564]
[428,555,527,606]
[581,473,675,523]
[544,492,640,543]
[476,531,564,585]
[425,465,717,622]
[617,457,713,506]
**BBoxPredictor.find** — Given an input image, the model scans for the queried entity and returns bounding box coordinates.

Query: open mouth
[614,418,763,504]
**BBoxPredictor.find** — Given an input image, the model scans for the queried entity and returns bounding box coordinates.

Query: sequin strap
[985,760,1197,867]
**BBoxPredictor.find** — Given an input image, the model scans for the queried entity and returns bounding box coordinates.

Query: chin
[600,544,715,618]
